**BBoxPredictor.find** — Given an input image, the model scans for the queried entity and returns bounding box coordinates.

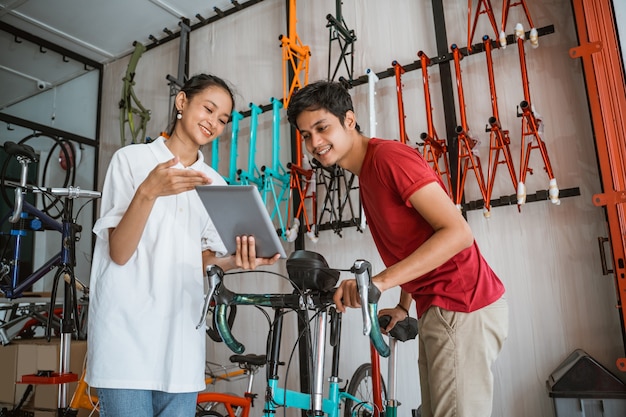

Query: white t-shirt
[86,136,227,392]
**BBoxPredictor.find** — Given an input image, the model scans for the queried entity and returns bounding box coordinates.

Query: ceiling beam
[0,21,102,70]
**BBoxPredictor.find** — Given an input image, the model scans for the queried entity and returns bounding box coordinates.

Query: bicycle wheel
[344,363,387,417]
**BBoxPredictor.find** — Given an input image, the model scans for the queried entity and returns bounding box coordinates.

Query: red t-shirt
[359,138,505,318]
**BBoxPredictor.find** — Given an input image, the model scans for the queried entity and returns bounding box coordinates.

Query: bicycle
[200,249,407,417]
[0,141,100,413]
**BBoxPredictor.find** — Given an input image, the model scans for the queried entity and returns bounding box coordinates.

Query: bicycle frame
[280,0,310,108]
[237,103,264,189]
[326,0,356,82]
[467,0,498,52]
[2,199,71,299]
[263,309,371,417]
[260,97,291,240]
[226,110,244,185]
[392,61,409,145]
[417,51,453,196]
[482,35,518,210]
[450,44,489,214]
[515,29,559,206]
[500,0,538,48]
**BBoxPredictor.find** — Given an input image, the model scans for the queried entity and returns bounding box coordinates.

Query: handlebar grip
[215,304,245,354]
[368,303,390,357]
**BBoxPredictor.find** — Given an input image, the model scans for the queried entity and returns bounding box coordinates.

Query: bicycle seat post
[311,305,329,414]
[9,155,30,223]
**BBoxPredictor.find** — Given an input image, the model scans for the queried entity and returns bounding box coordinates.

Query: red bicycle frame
[500,0,538,47]
[287,130,317,239]
[451,44,489,213]
[417,51,452,196]
[515,32,559,206]
[467,0,498,51]
[392,61,409,145]
[483,36,518,211]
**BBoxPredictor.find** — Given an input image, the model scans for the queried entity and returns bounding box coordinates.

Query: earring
[176,110,182,120]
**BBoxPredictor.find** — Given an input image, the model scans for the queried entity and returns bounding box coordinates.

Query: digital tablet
[196,185,287,259]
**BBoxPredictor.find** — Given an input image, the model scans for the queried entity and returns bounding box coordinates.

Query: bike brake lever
[196,265,224,329]
[352,259,372,336]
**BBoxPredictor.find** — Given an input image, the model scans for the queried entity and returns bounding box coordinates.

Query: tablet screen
[195,185,287,259]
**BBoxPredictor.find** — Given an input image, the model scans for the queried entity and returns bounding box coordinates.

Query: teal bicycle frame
[260,97,291,240]
[237,103,264,189]
[227,110,244,185]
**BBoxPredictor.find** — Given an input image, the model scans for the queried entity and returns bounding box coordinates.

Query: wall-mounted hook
[231,1,242,10]
[14,35,22,44]
[213,7,225,17]
[163,27,174,36]
[39,46,47,53]
[195,13,206,22]
[63,55,69,62]
[149,34,158,44]
[7,123,14,131]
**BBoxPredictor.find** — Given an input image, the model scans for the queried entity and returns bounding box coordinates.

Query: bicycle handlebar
[2,141,101,222]
[33,186,102,199]
[197,260,391,357]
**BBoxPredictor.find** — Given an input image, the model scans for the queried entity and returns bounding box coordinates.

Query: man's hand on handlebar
[377,306,408,334]
[333,278,383,313]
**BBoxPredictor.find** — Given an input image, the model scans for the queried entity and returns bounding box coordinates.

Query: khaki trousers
[418,297,509,417]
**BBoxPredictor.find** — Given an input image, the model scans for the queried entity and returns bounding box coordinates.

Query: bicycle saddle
[229,353,267,367]
[286,250,340,292]
[3,141,38,161]
[379,315,418,342]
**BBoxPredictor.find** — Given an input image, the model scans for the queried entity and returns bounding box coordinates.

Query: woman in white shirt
[86,74,280,417]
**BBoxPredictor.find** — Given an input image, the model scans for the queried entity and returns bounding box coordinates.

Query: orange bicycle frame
[417,51,453,196]
[515,32,559,205]
[467,0,498,51]
[483,36,517,210]
[451,44,489,211]
[392,61,409,144]
[280,0,310,108]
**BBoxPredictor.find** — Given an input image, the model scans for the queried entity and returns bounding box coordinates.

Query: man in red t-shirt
[287,81,509,417]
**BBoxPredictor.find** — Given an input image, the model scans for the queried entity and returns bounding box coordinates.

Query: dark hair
[167,74,235,135]
[286,80,356,130]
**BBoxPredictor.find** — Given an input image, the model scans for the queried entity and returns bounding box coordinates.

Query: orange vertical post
[570,0,626,369]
